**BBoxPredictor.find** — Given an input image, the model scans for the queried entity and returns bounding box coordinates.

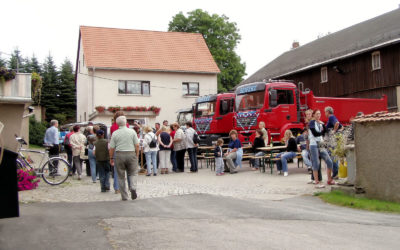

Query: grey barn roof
[240,8,400,86]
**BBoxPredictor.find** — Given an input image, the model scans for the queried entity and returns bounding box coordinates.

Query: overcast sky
[1,0,399,78]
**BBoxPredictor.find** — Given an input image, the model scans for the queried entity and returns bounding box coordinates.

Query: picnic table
[248,145,287,174]
[257,145,287,152]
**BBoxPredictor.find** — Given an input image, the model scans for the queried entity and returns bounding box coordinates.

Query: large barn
[241,8,400,112]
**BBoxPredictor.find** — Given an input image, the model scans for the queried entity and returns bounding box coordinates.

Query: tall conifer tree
[59,58,76,122]
[41,54,60,121]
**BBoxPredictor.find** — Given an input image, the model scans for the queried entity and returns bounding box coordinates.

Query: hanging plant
[31,72,42,105]
[0,67,16,83]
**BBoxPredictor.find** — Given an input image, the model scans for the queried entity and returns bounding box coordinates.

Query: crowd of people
[45,110,203,200]
[244,106,350,188]
[43,105,353,200]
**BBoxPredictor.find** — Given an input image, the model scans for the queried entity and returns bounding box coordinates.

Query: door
[216,97,234,134]
[268,88,297,129]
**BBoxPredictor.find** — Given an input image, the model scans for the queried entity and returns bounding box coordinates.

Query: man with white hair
[109,116,140,200]
[44,119,60,175]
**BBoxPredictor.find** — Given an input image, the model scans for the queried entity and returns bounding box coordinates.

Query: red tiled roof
[353,111,400,123]
[79,26,220,74]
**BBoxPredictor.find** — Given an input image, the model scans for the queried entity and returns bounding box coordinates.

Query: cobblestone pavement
[19,161,331,203]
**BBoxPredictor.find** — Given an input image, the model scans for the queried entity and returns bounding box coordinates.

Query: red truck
[193,93,235,145]
[234,80,388,143]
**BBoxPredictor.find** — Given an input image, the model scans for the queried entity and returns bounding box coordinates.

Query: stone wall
[355,121,400,202]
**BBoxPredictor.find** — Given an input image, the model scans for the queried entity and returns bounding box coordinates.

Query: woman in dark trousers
[169,125,178,172]
[308,109,335,188]
[172,122,186,172]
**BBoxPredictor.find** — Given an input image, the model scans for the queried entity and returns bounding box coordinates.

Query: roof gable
[242,8,400,85]
[79,26,220,74]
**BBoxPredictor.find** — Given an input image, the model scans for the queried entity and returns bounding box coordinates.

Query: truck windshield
[178,112,193,126]
[196,101,216,117]
[235,91,265,111]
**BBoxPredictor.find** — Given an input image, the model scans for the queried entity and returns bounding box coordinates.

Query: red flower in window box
[123,106,135,111]
[95,106,106,113]
[107,106,121,113]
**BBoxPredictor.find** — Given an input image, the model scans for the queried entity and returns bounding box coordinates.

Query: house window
[118,80,150,95]
[182,82,199,96]
[321,67,328,83]
[372,51,381,70]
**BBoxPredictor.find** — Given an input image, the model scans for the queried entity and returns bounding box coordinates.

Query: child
[296,129,312,173]
[93,130,110,192]
[214,138,224,176]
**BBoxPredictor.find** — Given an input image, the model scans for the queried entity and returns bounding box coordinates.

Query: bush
[29,116,47,146]
[53,113,67,125]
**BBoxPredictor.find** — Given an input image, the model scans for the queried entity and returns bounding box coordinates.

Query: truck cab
[235,80,388,144]
[235,81,302,143]
[176,108,193,128]
[193,93,235,145]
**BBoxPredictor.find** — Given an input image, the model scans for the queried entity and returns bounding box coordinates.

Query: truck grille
[194,118,212,134]
[236,111,259,130]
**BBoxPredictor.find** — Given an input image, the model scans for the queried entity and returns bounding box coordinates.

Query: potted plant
[331,132,348,178]
[17,168,40,191]
[0,67,16,83]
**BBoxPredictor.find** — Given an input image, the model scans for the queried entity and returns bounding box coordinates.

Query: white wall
[76,50,218,126]
[76,38,91,122]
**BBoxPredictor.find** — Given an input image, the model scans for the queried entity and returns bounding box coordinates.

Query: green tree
[168,9,246,92]
[41,54,60,121]
[25,55,41,74]
[0,57,6,68]
[58,58,76,123]
[8,48,25,72]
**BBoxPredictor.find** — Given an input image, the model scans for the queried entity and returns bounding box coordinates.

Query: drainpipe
[91,67,95,115]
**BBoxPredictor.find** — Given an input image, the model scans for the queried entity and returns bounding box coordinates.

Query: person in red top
[169,124,177,172]
[64,126,74,175]
[109,111,129,194]
[110,111,130,136]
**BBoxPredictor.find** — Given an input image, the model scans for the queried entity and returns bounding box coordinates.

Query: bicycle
[15,135,71,185]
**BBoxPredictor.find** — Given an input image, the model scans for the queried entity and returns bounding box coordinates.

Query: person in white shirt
[185,121,199,173]
[172,122,186,172]
[143,126,159,176]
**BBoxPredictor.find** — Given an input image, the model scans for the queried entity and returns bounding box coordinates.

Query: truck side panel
[307,94,387,123]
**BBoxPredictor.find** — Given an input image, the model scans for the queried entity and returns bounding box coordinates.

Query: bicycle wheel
[41,157,70,185]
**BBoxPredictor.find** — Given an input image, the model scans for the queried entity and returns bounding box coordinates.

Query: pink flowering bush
[17,169,40,191]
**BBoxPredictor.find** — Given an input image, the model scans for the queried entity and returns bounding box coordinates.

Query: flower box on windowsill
[94,110,159,116]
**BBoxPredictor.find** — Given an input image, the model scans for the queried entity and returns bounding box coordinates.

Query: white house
[75,26,220,126]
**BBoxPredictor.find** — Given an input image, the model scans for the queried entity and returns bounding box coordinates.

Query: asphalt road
[1,194,400,250]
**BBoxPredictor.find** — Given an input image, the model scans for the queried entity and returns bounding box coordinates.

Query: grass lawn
[315,190,400,214]
[29,144,45,150]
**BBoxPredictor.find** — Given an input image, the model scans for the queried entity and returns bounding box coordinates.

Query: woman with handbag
[308,109,335,188]
[69,125,87,180]
[143,126,159,176]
